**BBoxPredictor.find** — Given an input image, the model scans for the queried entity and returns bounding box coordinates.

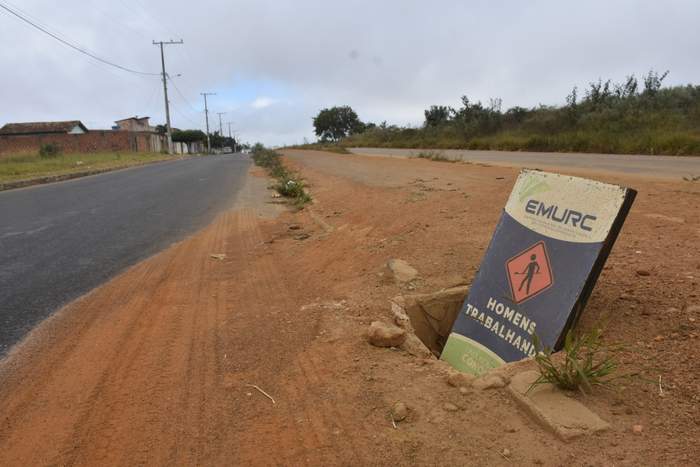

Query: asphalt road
[0,154,250,356]
[349,147,700,180]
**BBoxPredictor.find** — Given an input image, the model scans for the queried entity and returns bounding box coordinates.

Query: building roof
[0,120,88,135]
[115,116,150,123]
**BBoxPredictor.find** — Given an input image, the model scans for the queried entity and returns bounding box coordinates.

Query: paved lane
[349,147,700,180]
[0,154,250,355]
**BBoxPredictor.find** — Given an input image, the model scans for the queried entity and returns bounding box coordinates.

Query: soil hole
[397,286,468,356]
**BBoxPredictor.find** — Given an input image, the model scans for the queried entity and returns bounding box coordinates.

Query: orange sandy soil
[0,150,698,466]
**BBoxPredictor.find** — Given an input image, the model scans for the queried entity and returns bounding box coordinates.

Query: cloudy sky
[1,0,699,145]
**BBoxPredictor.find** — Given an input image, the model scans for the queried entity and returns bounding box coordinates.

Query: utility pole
[153,40,183,155]
[216,112,225,137]
[200,92,216,154]
[227,122,235,152]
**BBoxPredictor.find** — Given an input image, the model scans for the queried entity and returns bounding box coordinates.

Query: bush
[39,143,62,158]
[339,71,700,156]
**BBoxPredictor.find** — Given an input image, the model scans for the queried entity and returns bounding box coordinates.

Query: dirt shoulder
[0,151,697,466]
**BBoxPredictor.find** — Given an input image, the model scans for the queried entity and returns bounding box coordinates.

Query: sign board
[441,170,636,375]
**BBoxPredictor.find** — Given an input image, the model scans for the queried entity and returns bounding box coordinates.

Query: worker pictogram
[506,241,553,303]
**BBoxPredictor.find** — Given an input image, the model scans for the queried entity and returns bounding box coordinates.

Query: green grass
[0,151,172,183]
[285,143,350,154]
[529,328,625,394]
[340,82,700,156]
[414,150,455,162]
[251,147,312,207]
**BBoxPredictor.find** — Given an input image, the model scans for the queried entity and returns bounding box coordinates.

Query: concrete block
[508,370,610,441]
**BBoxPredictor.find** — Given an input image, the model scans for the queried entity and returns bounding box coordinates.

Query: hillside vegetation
[341,71,700,156]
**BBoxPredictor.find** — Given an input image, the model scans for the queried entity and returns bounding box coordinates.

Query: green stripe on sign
[440,333,506,376]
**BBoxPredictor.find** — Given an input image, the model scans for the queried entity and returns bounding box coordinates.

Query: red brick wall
[0,131,164,156]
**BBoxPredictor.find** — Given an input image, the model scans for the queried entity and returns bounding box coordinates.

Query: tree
[313,106,364,142]
[424,105,451,127]
[171,129,207,143]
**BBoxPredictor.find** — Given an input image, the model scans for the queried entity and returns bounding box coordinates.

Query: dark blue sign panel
[441,170,636,375]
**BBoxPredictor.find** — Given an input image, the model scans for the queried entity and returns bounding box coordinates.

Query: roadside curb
[0,155,200,192]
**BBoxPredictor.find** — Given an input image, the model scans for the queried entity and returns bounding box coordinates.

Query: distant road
[349,148,700,180]
[0,154,250,355]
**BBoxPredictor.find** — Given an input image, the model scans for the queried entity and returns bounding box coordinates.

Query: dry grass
[0,152,172,183]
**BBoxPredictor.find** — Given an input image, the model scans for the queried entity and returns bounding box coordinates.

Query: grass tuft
[414,150,455,162]
[529,327,626,394]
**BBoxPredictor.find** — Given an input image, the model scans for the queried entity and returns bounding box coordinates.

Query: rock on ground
[473,374,507,390]
[391,402,408,422]
[387,259,419,283]
[447,371,475,388]
[367,321,407,348]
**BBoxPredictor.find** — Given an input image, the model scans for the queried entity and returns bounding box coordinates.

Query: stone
[636,269,651,277]
[443,402,459,412]
[400,333,435,359]
[288,224,302,230]
[508,370,610,441]
[632,424,644,434]
[391,402,408,422]
[459,386,470,395]
[685,305,700,314]
[391,301,411,329]
[387,259,419,283]
[294,233,311,240]
[367,321,407,348]
[501,448,511,458]
[447,371,476,388]
[473,374,507,390]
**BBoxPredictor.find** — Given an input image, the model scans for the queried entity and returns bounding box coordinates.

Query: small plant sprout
[529,327,624,394]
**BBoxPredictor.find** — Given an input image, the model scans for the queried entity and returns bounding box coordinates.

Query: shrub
[39,143,62,158]
[338,70,700,156]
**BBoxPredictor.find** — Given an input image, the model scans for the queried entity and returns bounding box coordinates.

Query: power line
[0,1,159,76]
[169,77,200,114]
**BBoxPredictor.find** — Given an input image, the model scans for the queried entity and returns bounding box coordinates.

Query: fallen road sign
[441,170,636,375]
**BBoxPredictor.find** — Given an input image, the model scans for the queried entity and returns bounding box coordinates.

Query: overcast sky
[1,0,699,145]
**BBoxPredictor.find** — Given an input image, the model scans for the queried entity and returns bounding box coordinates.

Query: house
[113,116,153,132]
[0,120,88,136]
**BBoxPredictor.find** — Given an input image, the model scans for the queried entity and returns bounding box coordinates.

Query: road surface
[0,154,250,355]
[349,147,700,180]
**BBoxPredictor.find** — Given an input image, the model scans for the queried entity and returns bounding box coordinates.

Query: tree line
[312,70,700,156]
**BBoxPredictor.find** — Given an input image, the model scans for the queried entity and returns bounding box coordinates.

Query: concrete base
[508,370,610,441]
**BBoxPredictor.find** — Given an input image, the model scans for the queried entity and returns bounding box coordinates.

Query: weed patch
[414,151,454,162]
[252,147,311,207]
[529,328,627,394]
[286,143,350,154]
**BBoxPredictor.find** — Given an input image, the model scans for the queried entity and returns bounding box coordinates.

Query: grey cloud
[1,0,699,145]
